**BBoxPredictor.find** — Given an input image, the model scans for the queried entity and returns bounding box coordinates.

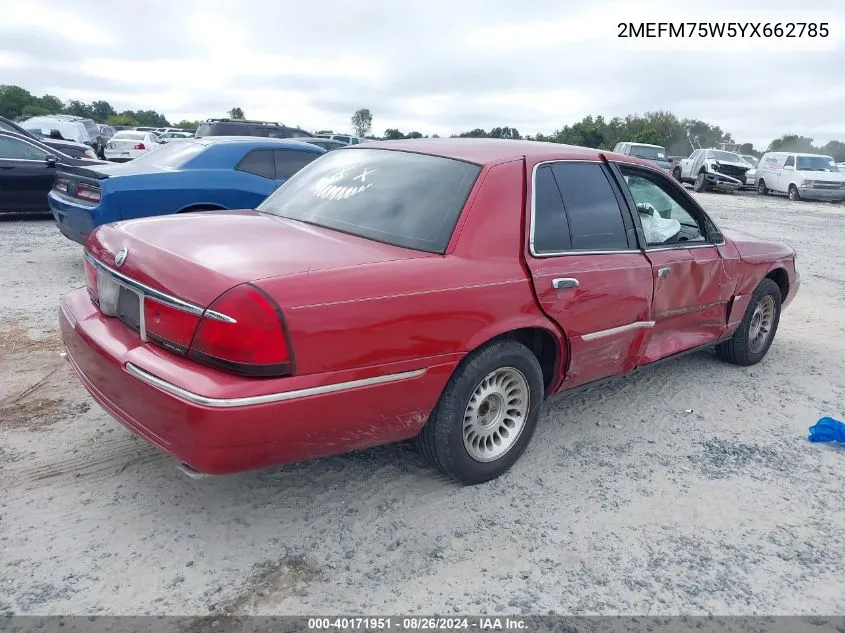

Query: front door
[613,163,737,363]
[0,136,55,212]
[525,160,654,389]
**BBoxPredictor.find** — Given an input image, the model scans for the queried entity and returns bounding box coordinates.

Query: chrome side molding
[124,362,428,408]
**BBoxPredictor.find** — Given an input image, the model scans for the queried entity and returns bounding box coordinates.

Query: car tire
[788,185,800,201]
[672,167,682,182]
[716,278,782,366]
[694,172,709,192]
[417,339,544,485]
[757,180,768,195]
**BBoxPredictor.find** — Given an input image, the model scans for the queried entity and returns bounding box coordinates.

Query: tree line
[376,112,845,161]
[0,85,198,129]
[3,86,842,161]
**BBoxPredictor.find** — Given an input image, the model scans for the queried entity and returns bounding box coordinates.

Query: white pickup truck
[673,148,751,193]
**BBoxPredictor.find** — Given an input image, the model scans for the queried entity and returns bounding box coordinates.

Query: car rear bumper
[59,288,455,475]
[797,187,845,202]
[104,149,146,162]
[48,191,102,244]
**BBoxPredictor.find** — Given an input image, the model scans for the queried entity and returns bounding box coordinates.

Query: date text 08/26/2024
[307,617,528,630]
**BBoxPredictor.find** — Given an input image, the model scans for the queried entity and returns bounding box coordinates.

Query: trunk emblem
[115,247,128,267]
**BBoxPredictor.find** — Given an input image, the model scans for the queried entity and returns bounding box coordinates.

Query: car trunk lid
[86,210,432,307]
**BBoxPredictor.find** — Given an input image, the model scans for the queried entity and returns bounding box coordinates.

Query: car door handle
[552,277,579,289]
[657,266,672,278]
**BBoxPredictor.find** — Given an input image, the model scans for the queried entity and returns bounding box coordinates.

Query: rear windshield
[113,131,145,140]
[630,145,667,160]
[124,141,206,168]
[82,120,100,137]
[257,148,482,254]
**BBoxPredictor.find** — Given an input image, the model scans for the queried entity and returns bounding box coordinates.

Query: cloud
[1,0,842,148]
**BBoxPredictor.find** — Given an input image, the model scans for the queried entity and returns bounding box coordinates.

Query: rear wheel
[417,340,544,484]
[694,172,709,192]
[716,278,782,366]
[757,179,768,195]
[788,185,800,201]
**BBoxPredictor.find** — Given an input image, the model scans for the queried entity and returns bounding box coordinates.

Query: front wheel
[417,339,544,484]
[694,172,709,192]
[716,278,782,366]
[788,185,801,201]
[672,167,682,182]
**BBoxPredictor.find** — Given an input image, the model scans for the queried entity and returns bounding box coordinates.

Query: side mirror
[45,154,58,167]
[783,165,794,171]
[710,231,724,244]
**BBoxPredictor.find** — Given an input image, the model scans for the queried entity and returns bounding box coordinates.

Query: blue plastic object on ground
[808,417,845,443]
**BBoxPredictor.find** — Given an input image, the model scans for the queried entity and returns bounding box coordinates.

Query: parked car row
[612,141,844,202]
[55,138,800,484]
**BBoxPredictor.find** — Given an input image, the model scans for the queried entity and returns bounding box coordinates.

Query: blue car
[48,136,326,244]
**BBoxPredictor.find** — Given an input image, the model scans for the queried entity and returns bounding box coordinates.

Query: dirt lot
[1,192,844,616]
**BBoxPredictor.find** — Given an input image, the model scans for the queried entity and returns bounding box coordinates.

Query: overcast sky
[1,0,842,149]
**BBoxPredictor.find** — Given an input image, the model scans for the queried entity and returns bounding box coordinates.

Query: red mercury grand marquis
[60,139,799,484]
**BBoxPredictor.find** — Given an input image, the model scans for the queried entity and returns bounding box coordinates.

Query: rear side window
[236,149,275,179]
[532,165,571,253]
[195,122,211,137]
[249,125,269,137]
[273,150,321,180]
[287,129,311,138]
[0,136,47,160]
[549,163,629,251]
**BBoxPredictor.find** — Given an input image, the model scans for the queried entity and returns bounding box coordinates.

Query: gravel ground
[1,191,844,616]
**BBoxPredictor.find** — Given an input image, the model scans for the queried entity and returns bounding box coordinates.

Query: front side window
[784,156,795,168]
[619,165,705,246]
[257,148,481,254]
[550,162,629,251]
[0,136,48,161]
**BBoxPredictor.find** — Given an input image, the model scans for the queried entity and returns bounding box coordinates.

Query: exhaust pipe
[176,462,207,479]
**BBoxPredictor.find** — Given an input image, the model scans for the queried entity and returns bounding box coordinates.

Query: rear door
[524,159,654,389]
[612,162,736,363]
[0,135,55,212]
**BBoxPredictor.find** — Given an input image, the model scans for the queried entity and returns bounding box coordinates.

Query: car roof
[627,142,665,148]
[191,135,324,150]
[354,138,638,166]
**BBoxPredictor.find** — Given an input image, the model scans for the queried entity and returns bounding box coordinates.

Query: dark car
[0,115,99,160]
[195,118,312,140]
[0,130,106,215]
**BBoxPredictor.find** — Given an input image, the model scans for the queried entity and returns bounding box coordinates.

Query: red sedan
[60,139,799,484]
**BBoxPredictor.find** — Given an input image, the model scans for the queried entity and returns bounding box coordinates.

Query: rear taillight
[188,284,294,377]
[76,183,101,203]
[143,298,201,355]
[133,143,146,150]
[84,259,98,302]
[54,178,69,193]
